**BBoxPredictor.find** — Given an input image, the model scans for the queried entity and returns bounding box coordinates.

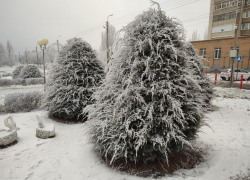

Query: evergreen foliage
[85,3,212,163]
[12,66,24,79]
[43,38,105,121]
[184,42,213,109]
[18,65,42,79]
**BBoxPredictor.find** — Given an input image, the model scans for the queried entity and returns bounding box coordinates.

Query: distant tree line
[0,40,58,67]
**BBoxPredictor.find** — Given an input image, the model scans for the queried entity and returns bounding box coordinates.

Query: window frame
[214,48,221,59]
[199,48,206,58]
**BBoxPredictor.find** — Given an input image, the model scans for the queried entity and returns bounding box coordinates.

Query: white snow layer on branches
[85,8,213,163]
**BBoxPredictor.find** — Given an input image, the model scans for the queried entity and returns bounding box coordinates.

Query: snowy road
[0,88,250,180]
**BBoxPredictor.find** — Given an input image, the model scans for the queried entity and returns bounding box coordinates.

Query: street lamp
[37,38,49,85]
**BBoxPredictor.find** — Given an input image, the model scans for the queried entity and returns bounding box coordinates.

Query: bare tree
[100,24,120,62]
[45,44,57,63]
[203,27,208,40]
[189,30,200,41]
[0,42,7,66]
[6,40,14,66]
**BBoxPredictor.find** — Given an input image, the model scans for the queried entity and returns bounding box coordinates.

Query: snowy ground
[0,87,250,180]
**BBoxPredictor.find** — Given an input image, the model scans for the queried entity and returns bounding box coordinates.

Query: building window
[213,12,236,22]
[245,0,250,5]
[214,48,221,59]
[243,10,250,17]
[215,1,238,11]
[200,48,206,58]
[212,24,235,33]
[242,23,250,30]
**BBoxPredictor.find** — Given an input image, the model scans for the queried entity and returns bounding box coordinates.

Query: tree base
[100,148,204,178]
[49,114,87,124]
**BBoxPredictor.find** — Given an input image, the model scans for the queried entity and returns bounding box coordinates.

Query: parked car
[220,69,250,81]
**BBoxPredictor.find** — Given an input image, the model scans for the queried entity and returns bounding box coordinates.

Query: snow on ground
[0,65,18,74]
[0,88,250,180]
[0,85,44,105]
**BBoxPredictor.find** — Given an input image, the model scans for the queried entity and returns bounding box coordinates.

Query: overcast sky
[0,0,210,55]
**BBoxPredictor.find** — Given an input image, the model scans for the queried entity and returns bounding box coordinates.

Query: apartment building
[191,0,250,70]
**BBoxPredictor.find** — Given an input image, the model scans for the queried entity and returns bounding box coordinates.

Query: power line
[62,0,203,41]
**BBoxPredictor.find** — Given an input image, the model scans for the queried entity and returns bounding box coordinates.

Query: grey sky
[0,0,210,55]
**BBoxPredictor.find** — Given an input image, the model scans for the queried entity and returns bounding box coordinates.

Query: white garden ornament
[36,115,55,139]
[0,116,18,146]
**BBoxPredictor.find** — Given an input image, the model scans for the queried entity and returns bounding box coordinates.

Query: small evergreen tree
[12,65,24,79]
[18,65,42,79]
[85,1,211,163]
[43,38,105,121]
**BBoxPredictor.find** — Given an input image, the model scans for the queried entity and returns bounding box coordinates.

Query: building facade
[191,0,250,70]
[191,37,250,70]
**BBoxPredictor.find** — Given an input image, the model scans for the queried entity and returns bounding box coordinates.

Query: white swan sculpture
[0,116,18,147]
[36,115,55,139]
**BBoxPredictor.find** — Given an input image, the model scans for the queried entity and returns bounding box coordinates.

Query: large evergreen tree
[184,42,213,110]
[43,38,105,121]
[85,2,212,163]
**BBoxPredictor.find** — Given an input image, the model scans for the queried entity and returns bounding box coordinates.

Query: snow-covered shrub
[42,38,105,121]
[13,66,24,79]
[85,2,210,163]
[0,78,26,86]
[25,78,44,85]
[18,65,42,79]
[0,79,13,86]
[0,104,6,114]
[2,73,12,77]
[12,78,26,86]
[4,91,43,113]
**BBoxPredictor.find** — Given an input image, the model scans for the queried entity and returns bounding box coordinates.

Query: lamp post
[37,38,49,85]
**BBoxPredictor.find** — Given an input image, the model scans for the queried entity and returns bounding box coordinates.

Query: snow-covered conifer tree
[85,1,210,163]
[184,42,213,110]
[43,38,105,121]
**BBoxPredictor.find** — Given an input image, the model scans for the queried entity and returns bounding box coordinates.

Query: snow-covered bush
[42,38,105,121]
[2,73,12,77]
[0,79,13,86]
[0,104,6,114]
[13,78,26,85]
[85,2,210,163]
[18,65,42,79]
[0,78,25,86]
[4,91,43,113]
[25,78,44,85]
[13,66,24,79]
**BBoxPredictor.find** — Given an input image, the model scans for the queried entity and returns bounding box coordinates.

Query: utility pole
[106,14,113,65]
[106,21,109,64]
[230,0,243,88]
[19,52,20,64]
